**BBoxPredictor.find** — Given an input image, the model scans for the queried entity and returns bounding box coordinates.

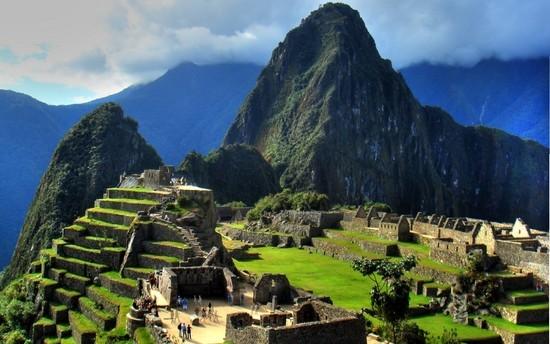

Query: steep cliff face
[1,103,162,285]
[224,3,549,228]
[178,144,280,205]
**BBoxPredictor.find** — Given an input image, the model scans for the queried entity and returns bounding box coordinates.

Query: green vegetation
[69,310,97,333]
[87,286,132,328]
[247,189,329,221]
[79,297,114,321]
[0,278,36,342]
[233,247,428,310]
[352,255,418,343]
[107,187,156,193]
[413,314,499,341]
[99,198,158,205]
[146,241,188,249]
[222,201,247,208]
[483,315,549,334]
[363,201,392,213]
[233,247,503,341]
[178,145,280,205]
[498,302,548,311]
[76,216,129,230]
[507,290,547,298]
[134,327,155,344]
[100,272,137,288]
[87,207,136,217]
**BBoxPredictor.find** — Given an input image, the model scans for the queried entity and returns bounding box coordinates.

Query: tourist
[201,307,207,319]
[198,295,202,306]
[240,293,244,305]
[208,301,212,311]
[178,322,185,339]
[193,295,197,305]
[177,295,182,308]
[187,324,192,340]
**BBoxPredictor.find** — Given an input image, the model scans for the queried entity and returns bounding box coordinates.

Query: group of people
[177,322,192,340]
[193,301,217,322]
[176,295,190,310]
[133,295,158,315]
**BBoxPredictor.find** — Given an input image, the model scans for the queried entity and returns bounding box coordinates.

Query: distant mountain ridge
[223,3,549,228]
[0,47,548,270]
[401,58,549,146]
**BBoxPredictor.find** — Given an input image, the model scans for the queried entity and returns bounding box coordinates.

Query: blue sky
[0,0,548,105]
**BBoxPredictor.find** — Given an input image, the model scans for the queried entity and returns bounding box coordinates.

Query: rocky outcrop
[1,103,162,286]
[223,3,549,229]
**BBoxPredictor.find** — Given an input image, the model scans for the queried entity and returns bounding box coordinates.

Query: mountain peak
[223,3,548,229]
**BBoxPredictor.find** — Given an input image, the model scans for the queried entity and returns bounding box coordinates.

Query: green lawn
[413,314,500,341]
[233,247,429,310]
[483,315,549,334]
[233,246,502,341]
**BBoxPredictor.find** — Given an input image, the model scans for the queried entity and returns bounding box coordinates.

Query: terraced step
[78,297,116,331]
[54,288,81,309]
[99,271,138,298]
[48,268,67,282]
[106,187,171,202]
[68,311,97,344]
[86,208,136,226]
[506,290,549,305]
[74,236,117,249]
[75,217,129,246]
[61,273,91,294]
[123,267,154,280]
[497,302,549,324]
[62,244,102,262]
[56,323,71,338]
[32,317,56,342]
[49,303,69,324]
[86,285,132,316]
[137,253,180,270]
[142,240,192,260]
[54,255,108,279]
[96,198,158,213]
[63,224,86,240]
[39,278,59,299]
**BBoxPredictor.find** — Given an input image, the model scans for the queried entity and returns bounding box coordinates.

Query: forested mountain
[224,3,549,228]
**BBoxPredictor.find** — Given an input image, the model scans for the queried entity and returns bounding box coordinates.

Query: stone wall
[220,227,294,247]
[253,274,292,304]
[273,211,343,230]
[495,240,549,280]
[225,301,366,344]
[429,240,486,268]
[158,266,227,305]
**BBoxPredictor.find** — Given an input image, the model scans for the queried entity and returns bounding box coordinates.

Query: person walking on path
[187,324,192,340]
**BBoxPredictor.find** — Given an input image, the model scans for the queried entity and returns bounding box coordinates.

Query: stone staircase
[30,186,205,343]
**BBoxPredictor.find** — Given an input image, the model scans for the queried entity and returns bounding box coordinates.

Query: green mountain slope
[178,144,279,205]
[1,103,161,285]
[223,3,549,228]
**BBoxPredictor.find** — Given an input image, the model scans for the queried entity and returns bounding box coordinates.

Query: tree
[352,255,418,343]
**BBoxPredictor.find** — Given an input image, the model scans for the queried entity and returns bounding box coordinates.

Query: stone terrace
[28,185,208,344]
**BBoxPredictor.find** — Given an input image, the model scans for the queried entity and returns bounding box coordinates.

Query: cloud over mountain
[0,0,548,103]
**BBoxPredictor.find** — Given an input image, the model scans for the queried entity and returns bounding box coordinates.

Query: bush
[395,322,427,344]
[2,330,29,344]
[428,328,459,344]
[4,300,34,330]
[247,189,329,221]
[364,201,392,213]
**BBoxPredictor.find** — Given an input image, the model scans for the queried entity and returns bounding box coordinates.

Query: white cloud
[0,0,548,103]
